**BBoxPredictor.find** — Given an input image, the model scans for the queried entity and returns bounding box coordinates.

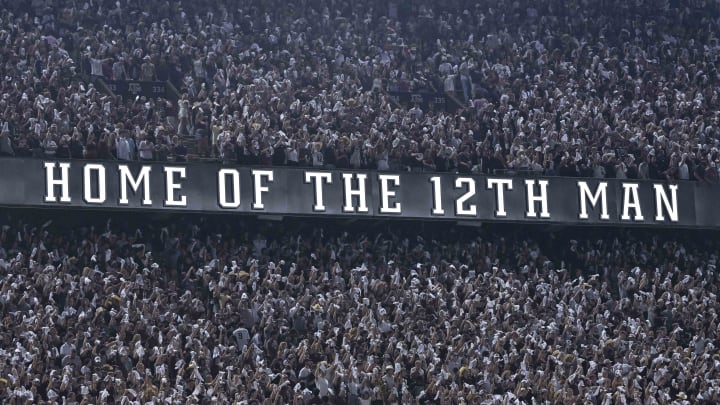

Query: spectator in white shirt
[138,135,154,161]
[679,154,690,180]
[116,134,130,161]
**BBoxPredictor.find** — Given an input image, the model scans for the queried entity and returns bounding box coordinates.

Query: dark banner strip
[387,91,457,112]
[0,158,711,228]
[103,80,169,99]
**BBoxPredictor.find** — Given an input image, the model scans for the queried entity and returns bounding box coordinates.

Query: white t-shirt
[444,75,455,92]
[193,59,205,78]
[233,327,249,351]
[139,140,154,160]
[439,62,453,76]
[678,162,689,180]
[288,148,299,163]
[178,100,189,119]
[90,59,104,76]
[116,138,130,160]
[316,376,329,397]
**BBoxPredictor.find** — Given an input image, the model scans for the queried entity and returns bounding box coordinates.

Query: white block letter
[44,162,71,203]
[304,172,333,211]
[577,181,609,220]
[487,178,513,217]
[621,183,644,221]
[218,169,241,208]
[342,173,369,213]
[378,174,401,214]
[118,165,152,205]
[525,180,550,218]
[83,164,106,204]
[251,170,274,210]
[164,167,187,207]
[654,184,678,222]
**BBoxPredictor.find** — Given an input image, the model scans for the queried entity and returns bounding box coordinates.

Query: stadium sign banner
[387,91,457,112]
[103,80,168,99]
[0,158,716,228]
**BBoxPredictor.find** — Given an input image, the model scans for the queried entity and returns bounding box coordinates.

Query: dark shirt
[56,143,70,159]
[174,144,188,162]
[70,140,84,159]
[272,146,287,166]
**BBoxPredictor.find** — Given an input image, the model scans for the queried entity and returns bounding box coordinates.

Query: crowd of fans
[3,2,720,404]
[0,211,718,403]
[1,0,720,181]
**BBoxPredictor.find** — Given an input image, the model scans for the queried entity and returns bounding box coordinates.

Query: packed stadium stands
[2,0,720,404]
[0,211,718,403]
[2,0,720,181]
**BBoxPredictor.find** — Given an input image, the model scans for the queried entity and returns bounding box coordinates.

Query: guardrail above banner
[0,158,717,228]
